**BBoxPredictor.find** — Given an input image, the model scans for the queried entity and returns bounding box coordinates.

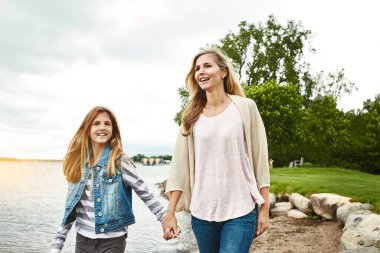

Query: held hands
[256,205,269,236]
[161,212,181,240]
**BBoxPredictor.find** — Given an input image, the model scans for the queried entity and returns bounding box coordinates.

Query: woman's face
[89,112,113,147]
[194,53,227,92]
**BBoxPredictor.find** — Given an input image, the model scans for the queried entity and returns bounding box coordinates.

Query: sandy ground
[249,216,343,253]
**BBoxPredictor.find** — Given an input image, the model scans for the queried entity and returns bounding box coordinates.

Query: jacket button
[100,228,104,232]
[96,184,100,188]
[98,212,103,216]
[108,179,113,183]
[97,198,101,202]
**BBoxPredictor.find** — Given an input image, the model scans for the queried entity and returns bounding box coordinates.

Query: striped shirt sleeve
[120,157,166,221]
[50,220,74,253]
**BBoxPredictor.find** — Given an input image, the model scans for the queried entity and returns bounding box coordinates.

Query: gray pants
[75,233,127,253]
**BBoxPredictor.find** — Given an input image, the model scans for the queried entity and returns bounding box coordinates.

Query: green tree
[244,81,303,166]
[217,15,356,104]
[312,69,357,102]
[344,95,380,174]
[218,15,316,99]
[173,87,189,125]
[131,153,146,163]
[361,95,380,173]
[158,155,172,161]
[299,96,350,166]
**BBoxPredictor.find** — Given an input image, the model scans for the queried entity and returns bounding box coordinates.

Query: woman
[163,48,270,253]
[51,106,166,253]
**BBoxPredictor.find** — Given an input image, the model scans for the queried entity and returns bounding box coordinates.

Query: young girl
[163,48,270,253]
[51,106,166,253]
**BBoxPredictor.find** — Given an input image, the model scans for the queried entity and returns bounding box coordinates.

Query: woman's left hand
[161,212,180,240]
[256,205,269,236]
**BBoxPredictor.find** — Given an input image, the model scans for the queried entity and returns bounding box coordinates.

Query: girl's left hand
[256,206,269,236]
[161,212,180,240]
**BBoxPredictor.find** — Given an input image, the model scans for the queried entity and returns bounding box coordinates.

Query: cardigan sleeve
[249,100,270,189]
[165,127,192,212]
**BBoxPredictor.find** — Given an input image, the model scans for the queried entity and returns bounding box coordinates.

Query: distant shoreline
[0,157,62,162]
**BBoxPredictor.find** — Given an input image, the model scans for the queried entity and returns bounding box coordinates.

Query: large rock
[337,202,374,225]
[287,209,308,219]
[340,213,380,250]
[269,192,276,209]
[270,202,292,217]
[343,210,373,232]
[339,248,380,253]
[289,193,313,215]
[276,192,289,202]
[310,193,351,220]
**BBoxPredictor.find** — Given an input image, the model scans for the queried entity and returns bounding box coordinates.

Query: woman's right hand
[162,212,181,240]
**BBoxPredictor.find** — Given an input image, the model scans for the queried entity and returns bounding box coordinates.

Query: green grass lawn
[270,167,380,213]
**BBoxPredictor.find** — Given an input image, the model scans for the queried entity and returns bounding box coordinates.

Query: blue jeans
[191,207,258,253]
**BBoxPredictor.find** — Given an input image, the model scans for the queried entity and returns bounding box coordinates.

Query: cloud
[0,0,102,73]
[0,0,379,159]
[0,0,254,74]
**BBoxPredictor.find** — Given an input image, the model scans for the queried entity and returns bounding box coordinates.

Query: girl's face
[194,53,227,92]
[89,112,113,147]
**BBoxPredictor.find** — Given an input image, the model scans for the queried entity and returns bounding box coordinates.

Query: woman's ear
[222,68,228,79]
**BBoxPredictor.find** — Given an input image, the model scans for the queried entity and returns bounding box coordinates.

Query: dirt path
[249,216,343,253]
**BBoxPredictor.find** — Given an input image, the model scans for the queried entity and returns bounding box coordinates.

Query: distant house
[141,157,161,166]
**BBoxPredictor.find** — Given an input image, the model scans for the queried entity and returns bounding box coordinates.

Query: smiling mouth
[199,77,209,82]
[96,133,107,136]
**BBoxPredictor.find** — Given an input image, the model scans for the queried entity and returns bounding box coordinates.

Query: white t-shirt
[190,102,264,222]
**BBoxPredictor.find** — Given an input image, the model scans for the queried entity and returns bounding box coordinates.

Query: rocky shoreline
[157,181,380,252]
[264,192,380,252]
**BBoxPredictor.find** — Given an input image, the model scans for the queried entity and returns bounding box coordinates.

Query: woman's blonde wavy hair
[181,47,246,136]
[63,106,125,183]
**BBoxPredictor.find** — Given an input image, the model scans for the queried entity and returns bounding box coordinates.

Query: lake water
[0,161,197,253]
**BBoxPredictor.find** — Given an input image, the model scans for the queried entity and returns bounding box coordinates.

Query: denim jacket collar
[86,144,111,168]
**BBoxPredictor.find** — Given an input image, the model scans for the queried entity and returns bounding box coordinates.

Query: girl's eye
[93,122,100,125]
[195,66,200,72]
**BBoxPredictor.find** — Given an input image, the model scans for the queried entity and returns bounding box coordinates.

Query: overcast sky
[1,0,379,159]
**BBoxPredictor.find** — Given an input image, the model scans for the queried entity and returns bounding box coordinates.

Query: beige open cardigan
[165,94,270,212]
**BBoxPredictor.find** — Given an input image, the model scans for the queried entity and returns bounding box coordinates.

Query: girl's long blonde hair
[63,106,124,183]
[181,48,246,136]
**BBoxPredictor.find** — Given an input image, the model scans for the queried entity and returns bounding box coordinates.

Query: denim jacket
[61,144,135,234]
